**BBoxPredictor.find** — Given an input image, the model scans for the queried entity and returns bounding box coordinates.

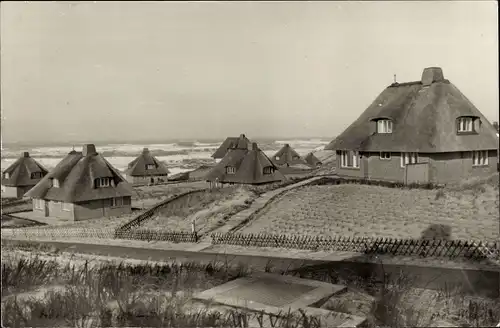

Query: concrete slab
[193,272,365,327]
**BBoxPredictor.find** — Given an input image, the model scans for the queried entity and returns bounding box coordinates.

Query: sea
[1,138,331,176]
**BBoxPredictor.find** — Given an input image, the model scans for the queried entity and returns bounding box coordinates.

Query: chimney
[82,144,97,156]
[252,142,258,151]
[285,143,290,147]
[143,148,149,153]
[240,134,246,138]
[421,67,444,86]
[22,152,30,158]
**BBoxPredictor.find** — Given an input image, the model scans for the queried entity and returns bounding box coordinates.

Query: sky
[1,1,498,144]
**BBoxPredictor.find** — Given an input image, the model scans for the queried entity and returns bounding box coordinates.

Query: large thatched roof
[2,152,48,187]
[25,144,134,203]
[211,134,252,159]
[272,144,307,166]
[305,152,322,166]
[325,67,499,153]
[124,148,170,177]
[205,142,285,185]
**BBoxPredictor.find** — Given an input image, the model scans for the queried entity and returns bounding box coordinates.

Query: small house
[206,139,285,187]
[124,148,170,185]
[1,152,48,199]
[325,67,499,184]
[305,152,323,168]
[211,134,252,163]
[25,144,134,221]
[272,144,308,167]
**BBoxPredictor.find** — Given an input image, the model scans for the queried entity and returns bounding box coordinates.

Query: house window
[275,156,280,161]
[62,202,72,211]
[34,199,44,209]
[457,117,474,133]
[340,151,359,168]
[146,164,155,170]
[95,177,113,188]
[4,173,10,179]
[472,151,488,166]
[226,166,236,174]
[263,166,274,175]
[31,172,42,179]
[52,178,60,188]
[111,197,124,207]
[377,119,393,134]
[401,152,418,167]
[292,156,300,160]
[380,152,391,160]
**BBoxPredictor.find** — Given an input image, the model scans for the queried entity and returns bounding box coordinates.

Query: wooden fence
[211,233,499,261]
[1,227,116,239]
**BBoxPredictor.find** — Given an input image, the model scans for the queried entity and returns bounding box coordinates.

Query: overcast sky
[1,1,498,143]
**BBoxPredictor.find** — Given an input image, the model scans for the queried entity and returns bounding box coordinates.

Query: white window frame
[52,178,60,188]
[340,150,360,168]
[95,177,113,188]
[377,119,393,134]
[146,164,155,170]
[111,197,124,207]
[380,152,391,160]
[263,166,273,175]
[4,172,10,179]
[62,202,72,212]
[226,166,236,174]
[472,150,488,166]
[275,156,280,161]
[400,152,419,168]
[458,117,473,133]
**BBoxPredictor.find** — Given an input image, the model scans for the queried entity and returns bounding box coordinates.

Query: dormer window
[376,119,393,134]
[146,164,155,170]
[95,177,114,188]
[226,166,236,175]
[263,166,274,175]
[275,156,280,161]
[292,156,300,160]
[457,117,475,133]
[52,178,60,188]
[4,172,10,179]
[31,172,43,179]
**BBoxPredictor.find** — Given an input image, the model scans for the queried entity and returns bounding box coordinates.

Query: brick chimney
[240,134,246,138]
[82,144,97,156]
[421,67,444,86]
[143,148,149,153]
[285,143,290,147]
[22,152,30,157]
[252,142,258,151]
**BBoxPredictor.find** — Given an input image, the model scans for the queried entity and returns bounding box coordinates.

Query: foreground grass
[2,244,499,328]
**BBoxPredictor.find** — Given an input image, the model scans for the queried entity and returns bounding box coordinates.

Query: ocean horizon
[1,137,331,176]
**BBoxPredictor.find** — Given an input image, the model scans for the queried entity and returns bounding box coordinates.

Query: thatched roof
[206,142,285,185]
[25,144,134,203]
[211,134,252,159]
[305,152,322,166]
[2,152,48,187]
[272,144,308,166]
[124,148,170,177]
[325,67,499,153]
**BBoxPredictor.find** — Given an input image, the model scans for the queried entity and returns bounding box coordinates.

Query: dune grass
[240,177,499,241]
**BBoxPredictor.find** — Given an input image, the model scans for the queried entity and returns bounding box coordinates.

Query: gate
[405,162,429,185]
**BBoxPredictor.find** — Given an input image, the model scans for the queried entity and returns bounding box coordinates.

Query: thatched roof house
[325,67,498,184]
[305,152,322,167]
[25,144,134,220]
[124,148,170,185]
[211,134,252,162]
[1,152,48,199]
[272,144,307,167]
[206,140,285,185]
